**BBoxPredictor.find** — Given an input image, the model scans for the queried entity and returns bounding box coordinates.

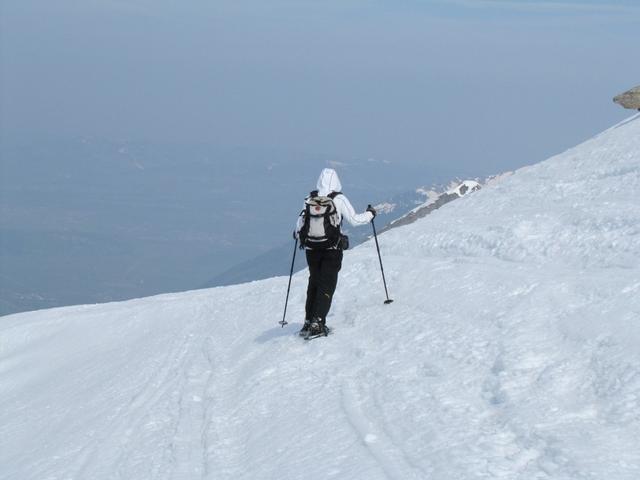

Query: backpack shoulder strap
[328,191,342,199]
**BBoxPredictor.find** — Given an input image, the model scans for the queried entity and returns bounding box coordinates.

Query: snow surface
[2,115,640,479]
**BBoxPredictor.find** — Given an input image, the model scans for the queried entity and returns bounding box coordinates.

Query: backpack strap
[327,191,342,229]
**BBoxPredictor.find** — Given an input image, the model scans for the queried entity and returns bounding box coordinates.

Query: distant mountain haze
[3,0,638,315]
[0,139,457,315]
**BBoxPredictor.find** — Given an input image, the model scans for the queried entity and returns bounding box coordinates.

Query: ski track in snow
[339,363,428,480]
[1,114,640,479]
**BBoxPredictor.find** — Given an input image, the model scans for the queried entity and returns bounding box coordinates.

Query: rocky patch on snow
[380,179,482,233]
[614,85,640,110]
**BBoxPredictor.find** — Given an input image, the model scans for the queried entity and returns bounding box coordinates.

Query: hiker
[294,168,376,336]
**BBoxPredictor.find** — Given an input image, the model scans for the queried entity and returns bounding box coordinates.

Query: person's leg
[311,249,343,322]
[305,249,322,321]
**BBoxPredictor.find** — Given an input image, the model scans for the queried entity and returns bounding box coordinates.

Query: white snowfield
[2,115,640,480]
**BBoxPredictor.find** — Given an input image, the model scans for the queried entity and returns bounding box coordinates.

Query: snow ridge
[1,115,640,480]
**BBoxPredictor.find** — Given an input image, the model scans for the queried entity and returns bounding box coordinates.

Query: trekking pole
[369,205,393,304]
[279,237,298,327]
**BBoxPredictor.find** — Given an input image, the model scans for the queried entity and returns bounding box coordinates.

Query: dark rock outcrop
[379,181,481,234]
[614,86,640,110]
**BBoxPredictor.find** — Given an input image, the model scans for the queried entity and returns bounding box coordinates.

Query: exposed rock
[613,86,640,110]
[379,180,482,233]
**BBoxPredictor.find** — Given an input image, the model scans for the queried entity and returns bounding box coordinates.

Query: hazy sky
[2,0,639,176]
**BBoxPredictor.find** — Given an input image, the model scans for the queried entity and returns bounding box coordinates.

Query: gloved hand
[293,230,299,240]
[366,205,377,219]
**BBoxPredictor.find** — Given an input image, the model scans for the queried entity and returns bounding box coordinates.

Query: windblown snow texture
[1,115,640,479]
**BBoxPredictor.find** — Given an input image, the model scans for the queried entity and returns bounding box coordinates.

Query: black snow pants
[304,249,343,322]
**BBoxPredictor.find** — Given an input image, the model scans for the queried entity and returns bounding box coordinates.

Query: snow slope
[2,115,640,480]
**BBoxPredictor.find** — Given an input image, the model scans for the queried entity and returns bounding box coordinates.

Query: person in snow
[294,168,376,336]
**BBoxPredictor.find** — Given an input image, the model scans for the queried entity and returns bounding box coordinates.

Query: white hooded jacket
[295,168,373,238]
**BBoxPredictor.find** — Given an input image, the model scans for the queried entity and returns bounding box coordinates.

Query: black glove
[366,205,377,219]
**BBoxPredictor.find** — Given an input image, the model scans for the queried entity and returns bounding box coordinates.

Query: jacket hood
[316,168,342,196]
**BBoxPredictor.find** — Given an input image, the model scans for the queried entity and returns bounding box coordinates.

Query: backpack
[299,191,342,249]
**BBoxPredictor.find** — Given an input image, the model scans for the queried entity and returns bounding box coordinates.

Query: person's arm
[335,195,373,227]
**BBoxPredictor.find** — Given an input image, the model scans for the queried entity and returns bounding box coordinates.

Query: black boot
[298,319,312,336]
[309,317,326,336]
